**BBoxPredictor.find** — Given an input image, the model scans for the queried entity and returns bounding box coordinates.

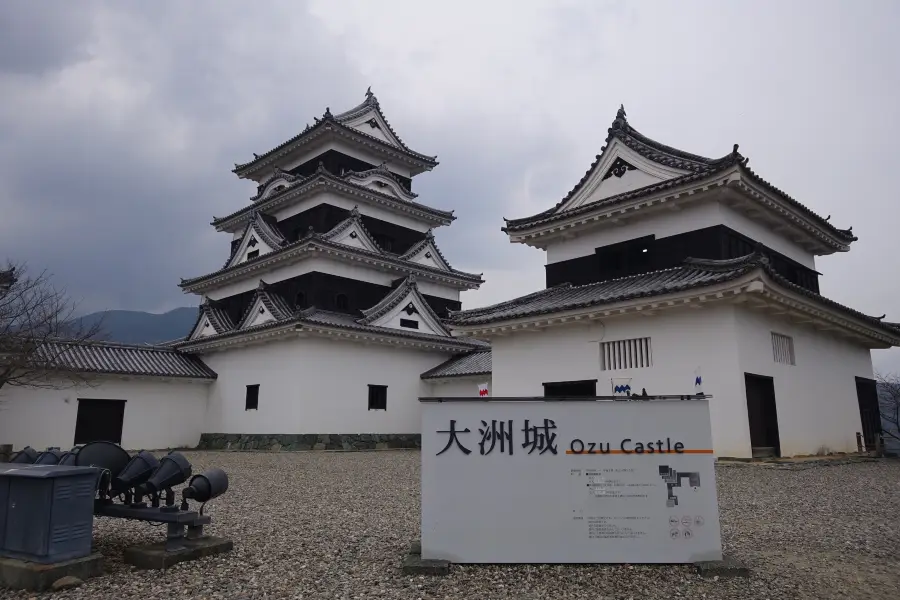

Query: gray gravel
[2,451,899,600]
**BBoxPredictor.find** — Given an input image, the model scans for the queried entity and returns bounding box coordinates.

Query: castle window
[771,332,795,365]
[335,293,349,311]
[246,250,259,260]
[600,337,652,370]
[368,384,387,410]
[400,318,419,329]
[245,384,260,411]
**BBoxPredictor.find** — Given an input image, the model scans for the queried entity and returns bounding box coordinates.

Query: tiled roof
[35,340,217,379]
[421,350,492,380]
[232,90,437,175]
[343,162,418,197]
[211,166,454,229]
[446,252,900,338]
[221,212,287,269]
[174,299,485,352]
[358,275,451,335]
[320,207,385,252]
[333,88,416,154]
[502,106,855,243]
[399,230,453,270]
[236,280,295,328]
[180,226,483,290]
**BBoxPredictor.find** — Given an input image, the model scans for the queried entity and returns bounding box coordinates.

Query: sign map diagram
[658,466,700,508]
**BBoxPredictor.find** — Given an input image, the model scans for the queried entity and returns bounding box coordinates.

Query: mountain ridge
[76,307,199,346]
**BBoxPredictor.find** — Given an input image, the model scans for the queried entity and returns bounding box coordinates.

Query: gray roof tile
[502,106,854,243]
[421,350,491,379]
[37,340,217,379]
[447,253,900,338]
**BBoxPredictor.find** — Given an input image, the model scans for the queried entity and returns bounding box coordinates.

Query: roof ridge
[213,169,454,228]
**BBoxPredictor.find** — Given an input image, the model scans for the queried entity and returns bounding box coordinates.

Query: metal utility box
[0,464,98,563]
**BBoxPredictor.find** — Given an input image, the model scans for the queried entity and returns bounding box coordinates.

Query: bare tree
[876,372,900,443]
[0,261,105,391]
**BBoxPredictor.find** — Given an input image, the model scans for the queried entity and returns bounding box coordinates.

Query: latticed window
[771,332,795,365]
[600,337,652,370]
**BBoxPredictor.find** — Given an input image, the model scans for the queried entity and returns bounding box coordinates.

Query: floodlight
[111,450,160,493]
[9,446,38,464]
[182,468,229,503]
[34,449,64,465]
[142,452,192,494]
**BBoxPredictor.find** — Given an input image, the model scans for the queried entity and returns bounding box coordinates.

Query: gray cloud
[1,0,899,371]
[0,1,96,75]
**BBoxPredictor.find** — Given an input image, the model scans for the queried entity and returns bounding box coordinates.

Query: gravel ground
[2,451,899,600]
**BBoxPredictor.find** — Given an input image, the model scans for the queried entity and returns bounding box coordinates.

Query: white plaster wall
[271,190,432,233]
[425,377,491,398]
[489,304,748,456]
[733,307,873,456]
[200,338,453,434]
[203,256,461,302]
[0,377,210,452]
[546,203,723,264]
[546,201,816,269]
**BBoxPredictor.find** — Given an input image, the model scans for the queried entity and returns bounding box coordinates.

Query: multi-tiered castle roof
[175,90,484,354]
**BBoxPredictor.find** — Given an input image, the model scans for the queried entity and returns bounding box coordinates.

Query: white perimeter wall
[489,302,873,457]
[0,377,209,451]
[200,337,453,434]
[545,201,816,270]
[424,377,492,398]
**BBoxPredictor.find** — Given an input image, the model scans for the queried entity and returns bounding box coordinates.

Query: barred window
[600,337,652,370]
[771,332,795,365]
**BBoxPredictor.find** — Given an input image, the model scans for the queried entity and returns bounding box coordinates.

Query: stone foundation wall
[197,433,421,452]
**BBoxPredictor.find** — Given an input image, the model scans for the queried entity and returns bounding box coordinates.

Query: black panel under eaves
[288,149,413,192]
[544,225,820,293]
[212,271,461,324]
[274,203,426,254]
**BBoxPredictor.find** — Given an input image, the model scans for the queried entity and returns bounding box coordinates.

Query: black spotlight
[142,452,192,494]
[111,450,160,493]
[10,446,38,464]
[75,441,132,479]
[58,451,78,465]
[34,449,64,465]
[182,468,229,503]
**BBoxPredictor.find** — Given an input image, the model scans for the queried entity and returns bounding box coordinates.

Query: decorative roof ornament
[611,104,628,130]
[257,279,268,291]
[365,86,374,99]
[425,229,434,240]
[350,205,360,218]
[323,106,333,120]
[825,215,831,221]
[316,161,328,174]
[253,153,260,159]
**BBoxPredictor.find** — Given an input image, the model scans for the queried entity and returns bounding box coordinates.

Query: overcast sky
[1,0,898,372]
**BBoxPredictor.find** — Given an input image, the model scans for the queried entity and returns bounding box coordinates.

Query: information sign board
[421,399,722,564]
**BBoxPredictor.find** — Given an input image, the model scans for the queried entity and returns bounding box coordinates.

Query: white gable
[342,110,402,148]
[228,230,277,268]
[346,173,414,200]
[328,220,383,253]
[189,315,219,340]
[560,140,689,212]
[259,177,294,200]
[367,288,450,337]
[405,239,450,271]
[240,296,277,329]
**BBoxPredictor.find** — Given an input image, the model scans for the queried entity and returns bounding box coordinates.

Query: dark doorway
[744,373,781,457]
[855,376,882,450]
[543,379,597,398]
[74,399,126,445]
